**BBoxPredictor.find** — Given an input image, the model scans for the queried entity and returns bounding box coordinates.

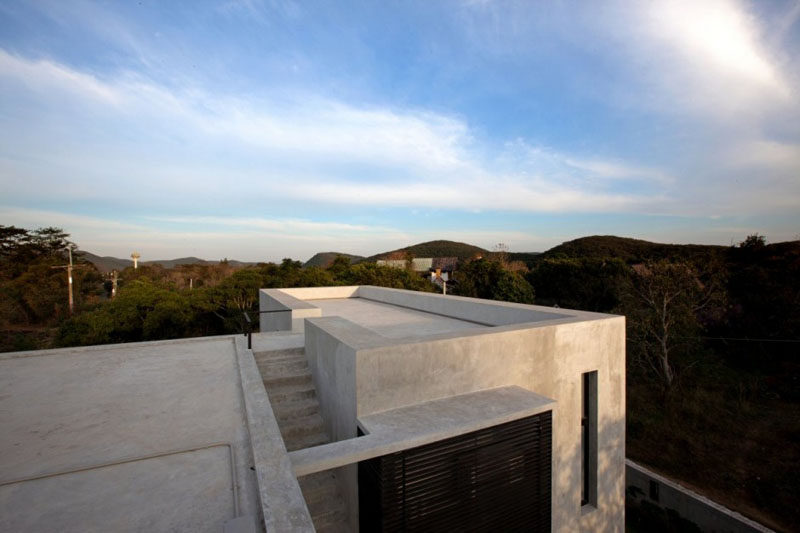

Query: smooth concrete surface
[357,285,574,326]
[289,386,555,477]
[306,297,486,339]
[259,286,360,333]
[259,289,321,332]
[304,318,360,445]
[258,285,593,337]
[358,317,626,532]
[249,331,304,353]
[292,287,626,533]
[233,336,315,532]
[278,286,360,300]
[627,460,774,533]
[1,445,235,533]
[0,336,259,533]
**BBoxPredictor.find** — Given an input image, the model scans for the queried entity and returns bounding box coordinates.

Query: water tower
[131,251,140,269]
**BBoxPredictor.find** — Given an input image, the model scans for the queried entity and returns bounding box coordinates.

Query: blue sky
[1,0,798,262]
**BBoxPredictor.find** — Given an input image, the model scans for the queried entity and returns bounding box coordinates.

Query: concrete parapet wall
[303,317,369,444]
[350,316,626,532]
[259,289,322,332]
[357,285,572,325]
[303,309,625,532]
[233,336,315,532]
[278,286,360,300]
[261,286,626,532]
[626,460,773,533]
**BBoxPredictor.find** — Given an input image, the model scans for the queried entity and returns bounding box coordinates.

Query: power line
[671,335,800,344]
[677,335,800,344]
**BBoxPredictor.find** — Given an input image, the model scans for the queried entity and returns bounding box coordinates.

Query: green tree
[528,257,628,312]
[619,261,723,389]
[454,258,534,304]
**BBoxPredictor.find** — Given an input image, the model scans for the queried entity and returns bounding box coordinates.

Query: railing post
[243,311,253,350]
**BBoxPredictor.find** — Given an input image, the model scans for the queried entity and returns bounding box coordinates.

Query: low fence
[626,460,773,533]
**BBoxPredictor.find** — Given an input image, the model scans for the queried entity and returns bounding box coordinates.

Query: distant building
[376,257,433,271]
[378,256,460,287]
[1,286,625,532]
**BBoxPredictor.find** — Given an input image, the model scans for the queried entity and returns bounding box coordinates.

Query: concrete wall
[0,336,263,533]
[626,460,773,533]
[304,317,380,533]
[259,289,322,332]
[233,336,315,532]
[303,318,361,444]
[278,286,360,300]
[259,285,584,331]
[352,315,626,532]
[263,286,626,532]
[357,285,572,326]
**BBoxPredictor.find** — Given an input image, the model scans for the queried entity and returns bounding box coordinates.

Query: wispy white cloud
[1,0,799,258]
[635,0,794,115]
[145,215,391,235]
[0,50,121,104]
[726,140,800,170]
[0,206,149,233]
[0,207,413,261]
[0,206,555,261]
[0,49,663,215]
[269,176,642,213]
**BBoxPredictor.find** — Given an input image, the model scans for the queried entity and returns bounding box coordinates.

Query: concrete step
[311,505,349,533]
[299,472,350,532]
[272,397,321,421]
[257,355,306,367]
[285,430,329,452]
[254,347,305,363]
[262,370,313,389]
[257,358,309,375]
[299,471,339,504]
[278,412,325,440]
[266,383,317,404]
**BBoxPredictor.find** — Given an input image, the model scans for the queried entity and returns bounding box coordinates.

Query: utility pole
[111,270,120,299]
[51,247,84,315]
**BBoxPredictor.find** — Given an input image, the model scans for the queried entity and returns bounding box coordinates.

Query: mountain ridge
[363,239,488,263]
[78,251,254,273]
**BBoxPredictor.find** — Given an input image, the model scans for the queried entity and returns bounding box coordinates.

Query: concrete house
[0,285,625,532]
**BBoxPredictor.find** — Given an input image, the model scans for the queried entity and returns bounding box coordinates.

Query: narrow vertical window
[581,371,598,507]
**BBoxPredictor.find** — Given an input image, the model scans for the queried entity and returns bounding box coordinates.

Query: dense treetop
[303,252,364,268]
[540,235,728,264]
[364,240,487,262]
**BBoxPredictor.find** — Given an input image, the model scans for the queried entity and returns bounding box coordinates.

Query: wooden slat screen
[359,411,552,532]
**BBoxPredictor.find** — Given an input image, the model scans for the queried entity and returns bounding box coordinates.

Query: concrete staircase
[254,348,350,532]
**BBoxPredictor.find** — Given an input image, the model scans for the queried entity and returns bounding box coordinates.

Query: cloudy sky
[1,0,798,262]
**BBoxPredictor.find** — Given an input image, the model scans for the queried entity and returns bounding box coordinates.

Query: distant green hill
[79,251,252,273]
[304,252,364,268]
[78,252,131,273]
[540,235,726,263]
[364,240,488,263]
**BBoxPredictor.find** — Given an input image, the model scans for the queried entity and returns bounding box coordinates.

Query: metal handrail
[241,309,289,350]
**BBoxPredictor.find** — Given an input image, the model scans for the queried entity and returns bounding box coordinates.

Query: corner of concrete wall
[303,319,358,443]
[303,318,364,533]
[259,289,322,333]
[548,316,624,533]
[350,314,626,533]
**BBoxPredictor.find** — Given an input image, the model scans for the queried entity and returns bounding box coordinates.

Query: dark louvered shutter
[359,411,552,532]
